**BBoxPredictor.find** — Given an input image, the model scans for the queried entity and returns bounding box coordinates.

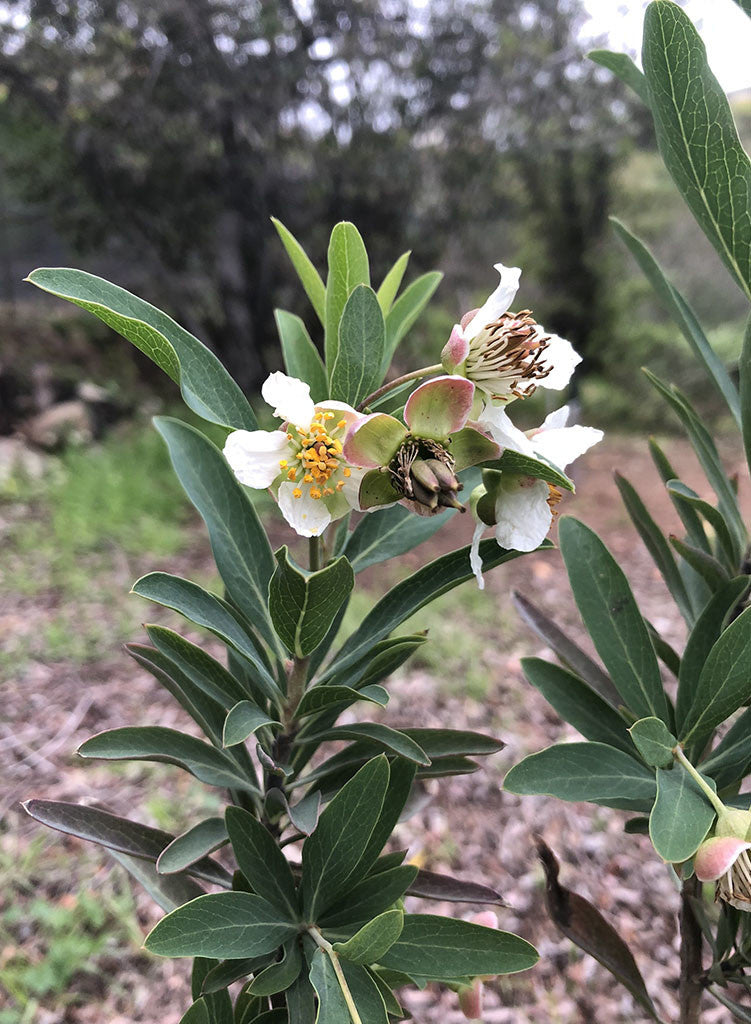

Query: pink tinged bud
[461,308,481,331]
[459,980,483,1020]
[404,375,476,439]
[442,324,471,372]
[695,836,751,881]
[343,413,407,468]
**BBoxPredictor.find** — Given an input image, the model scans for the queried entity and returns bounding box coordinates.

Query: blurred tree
[0,0,637,390]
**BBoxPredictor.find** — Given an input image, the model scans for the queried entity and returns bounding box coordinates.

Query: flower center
[389,437,464,512]
[467,309,552,400]
[719,849,751,909]
[279,411,352,500]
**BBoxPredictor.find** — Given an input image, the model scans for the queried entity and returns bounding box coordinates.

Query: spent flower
[441,263,581,402]
[224,371,365,537]
[344,375,500,515]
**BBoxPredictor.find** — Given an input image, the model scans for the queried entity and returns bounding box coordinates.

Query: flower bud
[458,979,483,1021]
[695,807,751,911]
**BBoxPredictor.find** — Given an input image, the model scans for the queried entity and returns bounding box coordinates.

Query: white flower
[223,371,365,538]
[469,405,603,587]
[442,263,582,402]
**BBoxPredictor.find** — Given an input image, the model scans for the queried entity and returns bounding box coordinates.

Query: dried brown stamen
[466,309,552,400]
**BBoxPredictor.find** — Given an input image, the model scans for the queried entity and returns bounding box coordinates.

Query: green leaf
[340,961,389,1023]
[132,573,280,704]
[23,800,230,888]
[319,866,418,929]
[398,729,502,759]
[333,910,404,965]
[109,849,204,912]
[286,973,317,1023]
[302,724,429,766]
[669,536,730,591]
[343,502,452,573]
[382,272,442,372]
[558,517,670,722]
[144,892,297,958]
[154,418,278,650]
[378,914,538,979]
[611,219,741,426]
[521,658,632,754]
[295,685,387,719]
[274,310,328,404]
[536,839,661,1021]
[676,576,750,729]
[588,50,649,103]
[327,541,542,678]
[157,818,228,875]
[504,742,657,811]
[146,626,249,708]
[649,763,716,863]
[648,438,710,553]
[302,755,390,918]
[308,949,350,1024]
[200,956,273,995]
[271,218,326,324]
[355,759,416,878]
[225,807,299,920]
[732,0,751,17]
[286,791,322,836]
[628,717,677,768]
[406,870,503,905]
[78,727,258,793]
[376,251,410,314]
[223,702,279,747]
[679,607,751,751]
[666,481,739,566]
[249,940,303,996]
[642,2,751,300]
[325,222,370,372]
[487,449,574,492]
[269,548,354,658]
[329,285,385,407]
[512,591,622,708]
[701,707,751,789]
[25,269,256,430]
[179,999,210,1024]
[614,472,693,624]
[739,313,751,479]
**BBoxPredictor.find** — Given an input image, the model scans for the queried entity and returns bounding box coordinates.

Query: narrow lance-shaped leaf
[109,850,204,914]
[224,806,299,920]
[740,313,751,480]
[667,480,739,567]
[558,517,670,723]
[274,310,328,404]
[269,547,354,658]
[642,1,751,299]
[382,271,442,373]
[157,818,229,876]
[25,269,257,430]
[343,501,452,573]
[325,221,370,371]
[332,909,404,965]
[271,218,326,324]
[536,839,661,1021]
[588,50,649,103]
[308,949,351,1024]
[376,250,410,313]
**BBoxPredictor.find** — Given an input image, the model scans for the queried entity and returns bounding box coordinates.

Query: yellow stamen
[304,474,314,484]
[336,480,345,491]
[279,459,288,469]
[287,468,297,480]
[343,467,351,478]
[293,488,302,499]
[310,488,322,499]
[323,487,335,496]
[337,418,347,429]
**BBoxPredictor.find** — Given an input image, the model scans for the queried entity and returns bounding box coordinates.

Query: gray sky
[582,0,751,93]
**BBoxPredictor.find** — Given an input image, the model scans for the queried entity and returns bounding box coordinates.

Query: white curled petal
[223,430,291,488]
[533,425,603,470]
[277,481,332,537]
[539,334,582,390]
[493,477,552,551]
[262,371,315,426]
[470,520,488,590]
[316,400,363,435]
[477,403,535,456]
[539,405,570,431]
[464,264,522,341]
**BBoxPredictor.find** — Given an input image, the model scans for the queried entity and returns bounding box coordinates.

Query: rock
[19,400,93,450]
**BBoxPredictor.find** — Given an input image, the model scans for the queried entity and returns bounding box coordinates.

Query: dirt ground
[2,432,748,1023]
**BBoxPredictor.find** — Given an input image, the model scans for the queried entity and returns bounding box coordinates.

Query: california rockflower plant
[501,3,751,1023]
[21,199,597,1020]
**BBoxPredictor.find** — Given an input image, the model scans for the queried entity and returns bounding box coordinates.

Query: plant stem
[679,875,704,1024]
[308,927,363,1024]
[357,363,443,411]
[673,746,726,816]
[309,534,322,572]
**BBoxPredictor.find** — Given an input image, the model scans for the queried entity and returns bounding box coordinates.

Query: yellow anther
[333,440,343,453]
[323,487,335,496]
[337,418,347,429]
[279,459,288,469]
[296,452,305,459]
[310,488,322,499]
[293,488,302,499]
[318,461,328,471]
[304,473,314,484]
[324,412,335,420]
[287,468,297,480]
[343,467,352,478]
[286,432,294,440]
[336,480,345,491]
[326,459,339,469]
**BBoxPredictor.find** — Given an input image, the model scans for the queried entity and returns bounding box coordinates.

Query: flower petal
[477,403,535,456]
[339,466,367,510]
[539,405,570,431]
[451,425,502,471]
[493,476,552,551]
[277,480,331,537]
[695,836,751,881]
[533,424,603,471]
[404,375,475,438]
[470,520,488,590]
[441,324,470,372]
[344,413,407,468]
[538,333,582,391]
[223,429,291,488]
[464,264,522,341]
[316,400,362,435]
[262,371,315,426]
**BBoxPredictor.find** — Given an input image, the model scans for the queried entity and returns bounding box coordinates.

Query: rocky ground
[1,430,748,1024]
